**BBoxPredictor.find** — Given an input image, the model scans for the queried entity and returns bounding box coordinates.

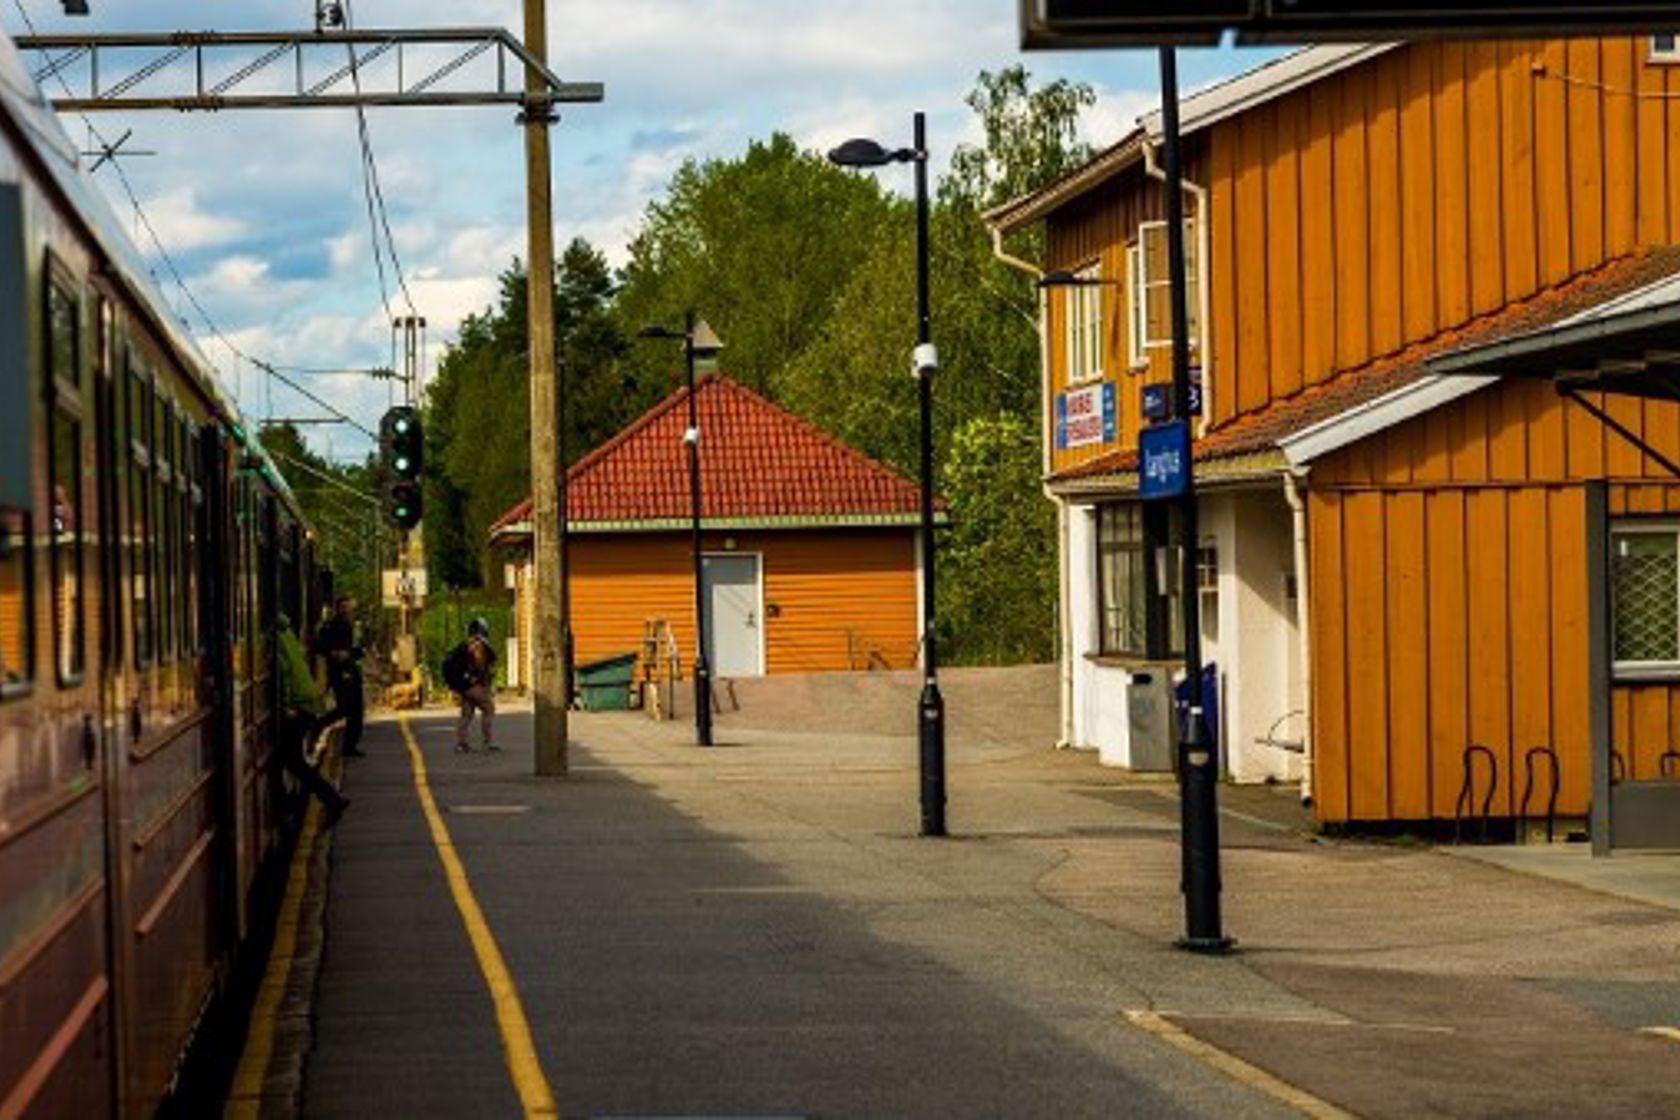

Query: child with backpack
[444,617,498,753]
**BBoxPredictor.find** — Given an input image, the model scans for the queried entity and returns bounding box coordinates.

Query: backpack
[442,642,471,692]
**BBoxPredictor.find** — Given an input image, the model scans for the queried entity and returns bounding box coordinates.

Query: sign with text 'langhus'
[1139,420,1190,502]
[1056,381,1117,450]
[1020,1,1680,49]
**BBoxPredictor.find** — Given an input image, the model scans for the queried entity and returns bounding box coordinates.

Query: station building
[489,373,928,689]
[989,36,1680,826]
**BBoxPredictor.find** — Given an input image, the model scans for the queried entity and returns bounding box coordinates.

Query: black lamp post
[828,112,946,838]
[637,313,723,747]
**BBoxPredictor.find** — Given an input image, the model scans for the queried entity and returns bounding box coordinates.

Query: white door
[703,554,762,677]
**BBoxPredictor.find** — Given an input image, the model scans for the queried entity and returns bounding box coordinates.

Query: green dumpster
[576,652,638,711]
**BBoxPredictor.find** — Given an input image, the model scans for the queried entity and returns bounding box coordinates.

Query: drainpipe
[1142,139,1213,439]
[1283,470,1314,806]
[988,223,1075,748]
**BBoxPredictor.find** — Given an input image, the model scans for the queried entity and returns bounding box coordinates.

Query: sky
[2,1,1275,461]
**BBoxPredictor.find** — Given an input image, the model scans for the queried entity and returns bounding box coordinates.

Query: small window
[46,273,85,684]
[1064,262,1104,385]
[1612,525,1680,673]
[0,507,33,692]
[1130,220,1201,365]
[1096,501,1186,660]
[1652,35,1680,63]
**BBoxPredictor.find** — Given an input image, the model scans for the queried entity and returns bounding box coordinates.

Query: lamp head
[690,318,724,358]
[827,137,906,168]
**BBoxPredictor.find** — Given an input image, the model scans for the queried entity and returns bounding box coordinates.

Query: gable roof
[489,373,928,537]
[1053,245,1680,490]
[984,43,1399,235]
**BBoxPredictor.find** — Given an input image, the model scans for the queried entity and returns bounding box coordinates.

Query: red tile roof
[1055,245,1680,484]
[490,373,925,533]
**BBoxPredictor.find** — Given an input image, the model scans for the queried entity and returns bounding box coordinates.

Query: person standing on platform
[316,596,367,758]
[277,613,348,823]
[444,617,499,753]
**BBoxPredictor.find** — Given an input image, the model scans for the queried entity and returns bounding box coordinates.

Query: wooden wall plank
[1612,685,1633,787]
[1466,490,1513,816]
[1489,382,1529,482]
[1334,69,1372,371]
[1631,687,1671,781]
[1527,378,1567,480]
[1603,37,1638,259]
[1566,39,1606,273]
[1302,84,1337,387]
[1499,42,1540,301]
[1636,40,1669,248]
[1467,41,1507,314]
[1547,488,1592,816]
[1426,490,1470,818]
[1268,97,1305,399]
[1450,389,1492,482]
[1308,492,1350,821]
[1368,52,1405,359]
[1646,399,1680,472]
[1565,390,1607,480]
[1535,41,1572,286]
[1401,44,1439,346]
[1435,40,1472,328]
[1668,54,1680,242]
[1386,492,1431,819]
[1236,109,1271,416]
[1210,131,1238,429]
[1605,393,1646,476]
[1507,489,1554,818]
[1344,491,1390,820]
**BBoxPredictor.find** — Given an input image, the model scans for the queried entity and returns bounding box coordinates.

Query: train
[1,30,327,1118]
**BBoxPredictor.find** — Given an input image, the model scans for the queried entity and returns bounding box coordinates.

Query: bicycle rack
[1612,750,1627,784]
[1518,745,1561,844]
[1455,744,1498,845]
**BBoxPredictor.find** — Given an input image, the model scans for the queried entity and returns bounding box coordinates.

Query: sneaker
[484,741,501,753]
[455,741,472,754]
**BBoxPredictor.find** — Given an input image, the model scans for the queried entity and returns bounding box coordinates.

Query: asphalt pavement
[291,705,1680,1119]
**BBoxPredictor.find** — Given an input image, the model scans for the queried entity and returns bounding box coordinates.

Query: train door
[199,425,241,945]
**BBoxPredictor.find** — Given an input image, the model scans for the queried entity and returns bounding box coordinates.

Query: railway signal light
[387,479,423,531]
[380,405,423,480]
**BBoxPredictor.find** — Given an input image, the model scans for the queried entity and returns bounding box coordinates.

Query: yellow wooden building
[989,36,1680,825]
[489,374,926,690]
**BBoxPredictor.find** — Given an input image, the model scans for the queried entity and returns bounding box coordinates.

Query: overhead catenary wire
[342,0,418,320]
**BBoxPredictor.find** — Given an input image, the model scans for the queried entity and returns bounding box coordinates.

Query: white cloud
[137,187,246,252]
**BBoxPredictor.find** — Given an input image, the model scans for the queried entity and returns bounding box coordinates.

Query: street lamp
[828,112,946,839]
[637,312,724,747]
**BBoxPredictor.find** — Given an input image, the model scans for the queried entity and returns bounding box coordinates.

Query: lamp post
[637,314,723,747]
[828,112,946,838]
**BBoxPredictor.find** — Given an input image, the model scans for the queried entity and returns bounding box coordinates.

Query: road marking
[399,714,557,1117]
[1644,1026,1680,1045]
[450,804,533,815]
[1125,1010,1355,1120]
[224,774,329,1118]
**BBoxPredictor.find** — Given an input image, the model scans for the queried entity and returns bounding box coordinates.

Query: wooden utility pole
[524,0,567,775]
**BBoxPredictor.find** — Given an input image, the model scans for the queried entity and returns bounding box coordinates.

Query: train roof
[0,29,302,512]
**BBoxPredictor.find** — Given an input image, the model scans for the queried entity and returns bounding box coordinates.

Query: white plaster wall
[1224,491,1305,783]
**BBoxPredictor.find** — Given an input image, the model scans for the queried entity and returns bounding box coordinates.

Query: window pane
[1614,531,1680,663]
[131,461,151,664]
[1098,505,1147,655]
[48,279,77,387]
[0,508,30,687]
[50,409,84,681]
[157,474,174,659]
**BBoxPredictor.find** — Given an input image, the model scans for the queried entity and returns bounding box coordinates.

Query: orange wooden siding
[1043,36,1680,476]
[562,529,918,677]
[1309,379,1680,822]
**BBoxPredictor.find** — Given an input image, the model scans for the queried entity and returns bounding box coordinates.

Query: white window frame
[1130,220,1201,367]
[1064,261,1105,386]
[1611,521,1680,678]
[1651,34,1680,64]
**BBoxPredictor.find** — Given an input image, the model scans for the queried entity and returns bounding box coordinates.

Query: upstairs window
[1128,220,1200,367]
[1652,35,1680,63]
[1064,262,1104,385]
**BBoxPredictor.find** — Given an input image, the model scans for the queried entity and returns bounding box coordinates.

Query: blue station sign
[1139,420,1191,502]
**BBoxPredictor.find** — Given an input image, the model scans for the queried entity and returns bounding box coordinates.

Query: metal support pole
[1161,47,1229,953]
[686,309,713,746]
[524,0,567,775]
[913,110,946,838]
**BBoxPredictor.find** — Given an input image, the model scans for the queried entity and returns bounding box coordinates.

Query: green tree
[260,421,382,613]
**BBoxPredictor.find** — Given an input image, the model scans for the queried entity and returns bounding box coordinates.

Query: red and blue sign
[1139,420,1191,501]
[1056,382,1116,450]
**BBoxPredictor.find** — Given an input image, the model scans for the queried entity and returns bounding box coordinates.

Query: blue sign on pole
[1141,383,1170,422]
[1139,420,1191,502]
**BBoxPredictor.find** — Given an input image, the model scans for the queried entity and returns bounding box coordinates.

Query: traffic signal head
[380,405,423,480]
[387,479,423,531]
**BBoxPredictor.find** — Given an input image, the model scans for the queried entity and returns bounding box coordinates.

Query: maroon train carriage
[1,31,326,1119]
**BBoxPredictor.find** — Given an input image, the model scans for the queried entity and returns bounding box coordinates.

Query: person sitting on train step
[316,596,367,758]
[444,617,498,753]
[277,613,348,825]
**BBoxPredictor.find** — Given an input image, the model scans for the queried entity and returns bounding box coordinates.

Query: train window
[46,272,84,684]
[157,445,175,662]
[183,419,200,654]
[128,358,152,666]
[0,507,31,693]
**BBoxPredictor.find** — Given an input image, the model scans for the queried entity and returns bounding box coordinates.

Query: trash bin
[576,652,638,711]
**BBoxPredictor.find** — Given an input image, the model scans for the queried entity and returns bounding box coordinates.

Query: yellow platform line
[399,713,557,1117]
[225,785,327,1118]
[1645,1026,1680,1045]
[1125,1010,1356,1120]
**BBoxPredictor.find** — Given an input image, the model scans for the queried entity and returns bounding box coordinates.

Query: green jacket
[278,621,326,717]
